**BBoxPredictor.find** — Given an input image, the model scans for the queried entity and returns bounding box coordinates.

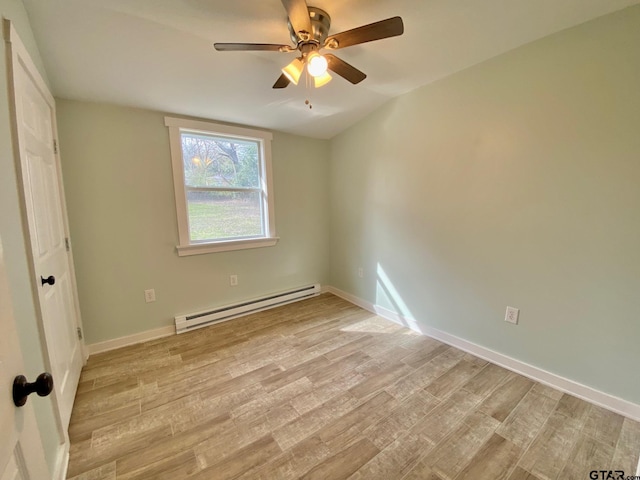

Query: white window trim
[165,116,278,256]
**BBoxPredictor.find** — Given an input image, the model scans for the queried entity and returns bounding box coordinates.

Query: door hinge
[65,237,70,252]
[76,327,83,340]
[53,140,58,154]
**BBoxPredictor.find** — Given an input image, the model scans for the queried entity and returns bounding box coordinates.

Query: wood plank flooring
[67,293,640,480]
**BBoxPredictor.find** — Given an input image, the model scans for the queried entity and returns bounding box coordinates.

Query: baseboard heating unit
[174,284,321,334]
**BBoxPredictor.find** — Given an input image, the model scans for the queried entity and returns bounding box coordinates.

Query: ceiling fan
[213,0,404,89]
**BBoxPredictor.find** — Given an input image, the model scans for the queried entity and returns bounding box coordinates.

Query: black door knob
[13,373,54,407]
[40,275,55,286]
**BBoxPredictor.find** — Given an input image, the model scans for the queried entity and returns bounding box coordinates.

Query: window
[165,117,277,255]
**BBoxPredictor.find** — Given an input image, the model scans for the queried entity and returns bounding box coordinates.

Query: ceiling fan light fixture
[313,71,332,88]
[282,58,304,85]
[307,52,328,77]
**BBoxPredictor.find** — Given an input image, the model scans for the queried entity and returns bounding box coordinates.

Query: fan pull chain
[304,70,313,109]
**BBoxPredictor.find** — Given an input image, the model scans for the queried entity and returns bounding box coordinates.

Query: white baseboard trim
[324,285,640,422]
[87,325,175,356]
[52,441,69,480]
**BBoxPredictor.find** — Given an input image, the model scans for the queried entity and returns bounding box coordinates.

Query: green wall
[0,0,63,474]
[56,100,330,344]
[329,6,640,404]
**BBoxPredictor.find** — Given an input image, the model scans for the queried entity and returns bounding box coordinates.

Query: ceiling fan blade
[214,43,292,52]
[325,54,366,84]
[324,16,404,49]
[273,74,291,89]
[281,0,312,40]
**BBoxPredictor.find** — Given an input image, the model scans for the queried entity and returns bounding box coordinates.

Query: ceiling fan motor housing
[289,6,331,48]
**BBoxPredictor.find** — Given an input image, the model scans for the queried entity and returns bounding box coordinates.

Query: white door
[7,21,84,430]
[0,235,50,480]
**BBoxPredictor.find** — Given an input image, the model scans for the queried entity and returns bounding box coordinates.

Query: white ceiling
[23,0,639,139]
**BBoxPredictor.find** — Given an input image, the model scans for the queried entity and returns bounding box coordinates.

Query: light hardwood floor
[67,293,640,480]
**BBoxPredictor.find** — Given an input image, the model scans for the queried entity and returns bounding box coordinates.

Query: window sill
[176,237,279,256]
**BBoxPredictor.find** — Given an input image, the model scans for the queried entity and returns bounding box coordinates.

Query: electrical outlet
[144,289,156,303]
[505,306,519,324]
[230,275,238,286]
[358,267,364,278]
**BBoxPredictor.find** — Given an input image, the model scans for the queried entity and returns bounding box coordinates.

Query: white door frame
[4,19,87,479]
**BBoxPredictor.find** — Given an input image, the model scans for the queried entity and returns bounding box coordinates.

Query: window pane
[181,132,261,188]
[187,190,264,242]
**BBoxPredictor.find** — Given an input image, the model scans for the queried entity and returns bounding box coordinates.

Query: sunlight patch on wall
[375,263,412,318]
